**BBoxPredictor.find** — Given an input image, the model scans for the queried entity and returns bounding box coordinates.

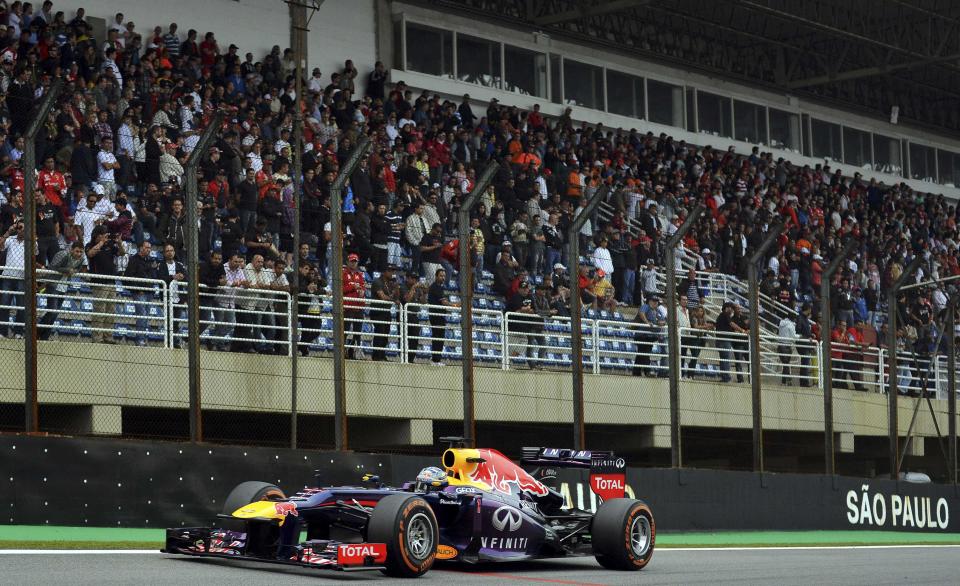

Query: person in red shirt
[831,319,866,391]
[342,252,367,359]
[37,156,67,209]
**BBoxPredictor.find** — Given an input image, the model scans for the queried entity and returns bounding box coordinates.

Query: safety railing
[758,331,820,387]
[4,265,959,398]
[171,287,293,355]
[678,328,752,383]
[1,267,168,346]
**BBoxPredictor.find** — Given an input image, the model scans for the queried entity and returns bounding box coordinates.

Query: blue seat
[61,299,77,312]
[73,320,91,337]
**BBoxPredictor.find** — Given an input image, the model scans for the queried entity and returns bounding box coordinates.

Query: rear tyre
[367,494,437,577]
[221,481,286,516]
[592,498,655,571]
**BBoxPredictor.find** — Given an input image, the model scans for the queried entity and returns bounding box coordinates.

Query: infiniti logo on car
[492,506,523,532]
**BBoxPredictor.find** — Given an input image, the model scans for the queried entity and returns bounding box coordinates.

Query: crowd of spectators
[0,2,957,386]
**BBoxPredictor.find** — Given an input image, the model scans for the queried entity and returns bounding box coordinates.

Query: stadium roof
[421,0,960,136]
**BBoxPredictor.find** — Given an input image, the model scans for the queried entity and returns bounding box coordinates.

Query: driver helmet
[416,466,448,490]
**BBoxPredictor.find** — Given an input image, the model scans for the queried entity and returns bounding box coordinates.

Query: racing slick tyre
[221,481,286,516]
[367,494,438,578]
[591,498,655,571]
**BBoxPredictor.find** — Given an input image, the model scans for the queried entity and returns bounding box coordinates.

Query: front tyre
[591,498,655,570]
[221,481,285,515]
[367,494,438,578]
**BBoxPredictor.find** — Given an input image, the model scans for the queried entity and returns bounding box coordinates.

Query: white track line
[0,550,161,554]
[659,544,960,551]
[1,544,959,554]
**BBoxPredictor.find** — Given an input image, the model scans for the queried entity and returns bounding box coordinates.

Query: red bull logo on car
[445,448,549,497]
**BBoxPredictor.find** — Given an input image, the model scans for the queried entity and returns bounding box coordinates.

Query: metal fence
[2,264,958,480]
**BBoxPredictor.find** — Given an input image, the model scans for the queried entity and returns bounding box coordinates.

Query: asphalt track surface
[1,546,958,585]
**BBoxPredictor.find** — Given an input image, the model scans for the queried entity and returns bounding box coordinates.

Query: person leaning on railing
[632,294,664,378]
[794,303,814,387]
[685,304,713,378]
[37,242,86,340]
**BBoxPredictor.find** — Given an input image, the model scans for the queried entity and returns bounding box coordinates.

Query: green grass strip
[657,530,960,547]
[2,526,960,550]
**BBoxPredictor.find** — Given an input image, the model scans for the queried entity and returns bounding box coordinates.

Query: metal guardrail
[0,266,956,397]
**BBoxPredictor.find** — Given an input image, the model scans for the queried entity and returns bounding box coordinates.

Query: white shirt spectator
[593,246,614,276]
[220,263,246,309]
[247,151,263,173]
[74,206,103,245]
[0,236,30,278]
[101,58,123,87]
[116,123,136,158]
[97,150,118,182]
[778,316,798,340]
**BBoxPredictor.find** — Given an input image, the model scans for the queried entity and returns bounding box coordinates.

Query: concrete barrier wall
[2,435,957,532]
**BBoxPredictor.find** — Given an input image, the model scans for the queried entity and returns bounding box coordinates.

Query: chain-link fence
[5,254,960,481]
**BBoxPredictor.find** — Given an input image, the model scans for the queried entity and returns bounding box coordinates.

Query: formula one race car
[162,439,655,577]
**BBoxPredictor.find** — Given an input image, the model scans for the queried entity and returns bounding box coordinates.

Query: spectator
[370,264,401,362]
[37,242,86,340]
[427,267,458,366]
[0,219,31,338]
[342,252,366,360]
[632,294,664,377]
[777,311,799,386]
[795,303,814,387]
[84,225,124,344]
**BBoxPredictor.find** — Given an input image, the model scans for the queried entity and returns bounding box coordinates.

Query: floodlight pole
[747,220,784,473]
[184,110,223,443]
[664,204,704,468]
[22,79,62,433]
[330,136,371,451]
[568,186,610,450]
[820,239,857,475]
[887,256,922,480]
[458,162,498,448]
[948,298,957,485]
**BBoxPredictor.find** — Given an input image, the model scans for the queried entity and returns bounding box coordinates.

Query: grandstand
[1,0,959,479]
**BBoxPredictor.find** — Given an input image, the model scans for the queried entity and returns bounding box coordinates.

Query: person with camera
[0,218,35,338]
[85,225,125,344]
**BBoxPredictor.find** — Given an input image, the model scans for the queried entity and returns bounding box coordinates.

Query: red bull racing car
[162,440,655,577]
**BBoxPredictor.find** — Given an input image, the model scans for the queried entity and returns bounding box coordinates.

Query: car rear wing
[520,447,613,467]
[521,447,627,501]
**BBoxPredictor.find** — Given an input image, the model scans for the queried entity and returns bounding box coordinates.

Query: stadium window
[685,87,695,132]
[810,118,842,162]
[550,54,562,104]
[697,91,733,138]
[872,134,902,175]
[733,100,767,145]
[937,150,960,187]
[769,108,801,153]
[405,23,453,79]
[606,70,644,119]
[504,45,547,98]
[647,79,683,127]
[457,34,502,89]
[909,143,937,182]
[842,127,870,169]
[563,59,604,110]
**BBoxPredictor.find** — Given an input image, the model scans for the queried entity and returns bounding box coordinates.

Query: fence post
[567,186,610,450]
[948,299,957,485]
[21,79,62,433]
[820,239,857,475]
[747,221,784,473]
[664,204,704,468]
[329,136,371,451]
[183,111,223,443]
[887,256,923,479]
[458,162,498,447]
